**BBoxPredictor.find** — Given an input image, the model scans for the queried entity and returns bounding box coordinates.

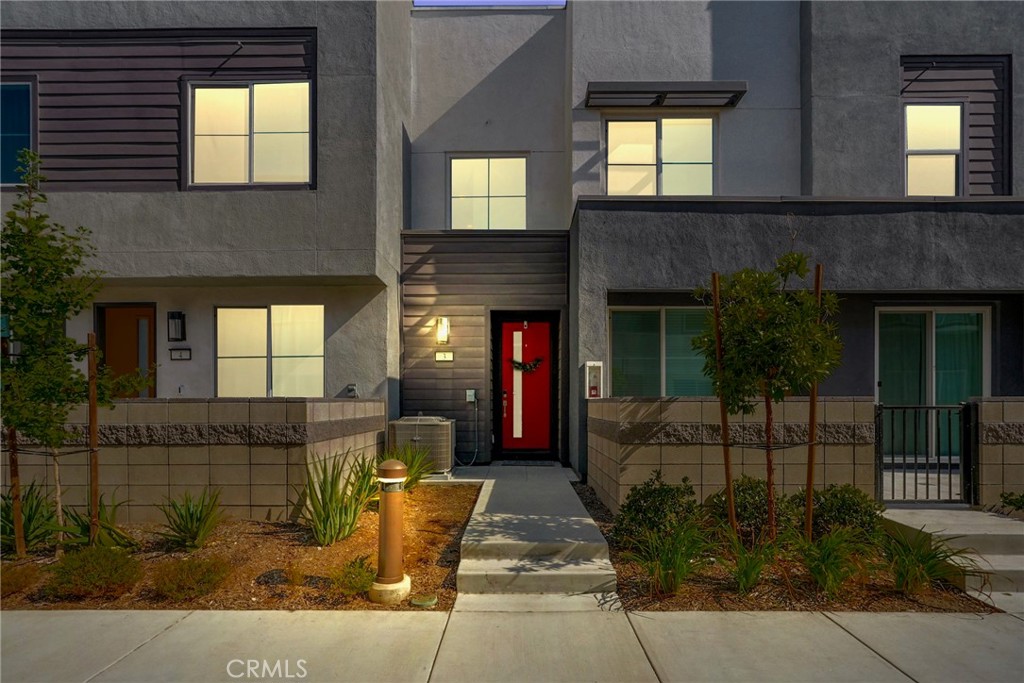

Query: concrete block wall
[1,398,385,523]
[587,397,875,514]
[977,398,1024,506]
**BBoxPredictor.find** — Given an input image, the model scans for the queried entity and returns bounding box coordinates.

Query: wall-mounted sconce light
[436,316,450,345]
[167,311,187,342]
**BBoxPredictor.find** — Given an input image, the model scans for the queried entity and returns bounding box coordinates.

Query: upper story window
[901,56,1011,196]
[450,156,526,230]
[191,81,311,186]
[607,118,713,196]
[216,305,324,397]
[905,103,963,196]
[1,82,34,185]
[609,308,712,397]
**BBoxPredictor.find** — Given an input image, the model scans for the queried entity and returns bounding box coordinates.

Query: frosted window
[906,105,961,151]
[663,118,712,163]
[194,88,249,135]
[607,166,656,195]
[254,133,310,183]
[218,358,268,397]
[271,305,324,357]
[907,155,957,196]
[273,357,324,398]
[662,164,713,195]
[608,122,656,164]
[193,136,248,184]
[450,157,526,230]
[218,308,267,357]
[254,83,310,133]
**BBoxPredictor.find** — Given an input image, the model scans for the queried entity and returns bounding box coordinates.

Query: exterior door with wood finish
[500,320,551,453]
[99,305,156,397]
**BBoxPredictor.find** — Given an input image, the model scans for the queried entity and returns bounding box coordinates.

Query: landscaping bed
[572,481,997,614]
[1,483,480,611]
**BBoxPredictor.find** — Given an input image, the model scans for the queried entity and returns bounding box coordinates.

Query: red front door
[501,321,551,451]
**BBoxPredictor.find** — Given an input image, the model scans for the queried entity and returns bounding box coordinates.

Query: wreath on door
[510,356,544,373]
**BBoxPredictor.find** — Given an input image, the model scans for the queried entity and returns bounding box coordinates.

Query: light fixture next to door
[436,316,450,345]
[167,311,187,342]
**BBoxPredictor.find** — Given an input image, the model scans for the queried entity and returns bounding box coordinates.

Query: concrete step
[457,557,617,595]
[965,554,1024,594]
[967,589,1024,616]
[884,509,1024,555]
[461,536,609,562]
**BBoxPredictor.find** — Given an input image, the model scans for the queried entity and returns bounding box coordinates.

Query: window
[607,118,713,196]
[904,103,963,196]
[216,305,324,397]
[450,157,526,229]
[191,82,311,185]
[1,82,33,185]
[609,308,712,397]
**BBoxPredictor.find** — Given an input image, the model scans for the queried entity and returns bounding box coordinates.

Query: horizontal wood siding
[902,56,1012,196]
[401,232,569,463]
[1,29,314,191]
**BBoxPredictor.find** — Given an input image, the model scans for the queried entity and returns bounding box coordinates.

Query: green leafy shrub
[793,527,867,597]
[151,555,232,601]
[999,491,1024,511]
[329,555,376,597]
[625,522,712,595]
[882,528,982,595]
[705,476,798,544]
[380,443,434,491]
[721,530,774,595]
[1,563,42,597]
[300,454,377,546]
[157,488,223,550]
[60,494,137,549]
[789,484,884,539]
[45,545,142,599]
[611,470,698,546]
[1,482,56,554]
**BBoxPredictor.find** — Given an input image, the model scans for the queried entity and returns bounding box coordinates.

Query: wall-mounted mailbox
[585,361,604,399]
[435,351,454,362]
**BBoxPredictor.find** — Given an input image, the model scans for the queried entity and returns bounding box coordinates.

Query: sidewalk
[2,605,1022,683]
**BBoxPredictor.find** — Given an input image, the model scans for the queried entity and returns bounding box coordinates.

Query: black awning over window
[585,81,747,108]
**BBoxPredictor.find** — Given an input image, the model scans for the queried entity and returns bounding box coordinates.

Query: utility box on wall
[585,361,604,399]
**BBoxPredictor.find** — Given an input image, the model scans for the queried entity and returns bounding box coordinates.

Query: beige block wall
[977,398,1024,506]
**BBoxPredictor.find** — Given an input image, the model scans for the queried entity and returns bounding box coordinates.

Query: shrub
[329,555,376,597]
[157,489,223,550]
[705,476,798,544]
[60,494,137,549]
[789,484,884,539]
[300,454,377,546]
[882,528,982,595]
[380,443,434,491]
[625,522,712,595]
[151,555,232,601]
[1,563,41,597]
[611,471,698,546]
[45,545,142,599]
[721,530,774,595]
[792,527,867,597]
[1,482,57,554]
[999,491,1024,511]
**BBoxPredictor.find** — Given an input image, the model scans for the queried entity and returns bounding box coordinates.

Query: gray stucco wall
[802,0,1024,197]
[0,1,385,281]
[408,8,569,230]
[571,0,802,200]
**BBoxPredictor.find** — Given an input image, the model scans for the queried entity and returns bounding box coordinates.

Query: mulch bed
[571,482,998,613]
[1,483,480,611]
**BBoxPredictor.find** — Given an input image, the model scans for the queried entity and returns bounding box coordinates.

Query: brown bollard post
[368,459,411,604]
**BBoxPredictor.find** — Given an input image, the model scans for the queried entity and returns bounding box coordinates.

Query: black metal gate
[875,403,979,504]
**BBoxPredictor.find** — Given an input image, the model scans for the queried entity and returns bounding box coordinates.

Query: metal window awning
[585,81,747,108]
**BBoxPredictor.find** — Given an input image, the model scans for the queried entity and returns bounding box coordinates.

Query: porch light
[436,316,450,345]
[167,311,187,342]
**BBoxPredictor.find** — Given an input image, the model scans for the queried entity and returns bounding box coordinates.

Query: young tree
[2,150,144,556]
[694,252,842,540]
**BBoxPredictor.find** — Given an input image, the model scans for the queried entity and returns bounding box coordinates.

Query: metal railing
[875,403,978,504]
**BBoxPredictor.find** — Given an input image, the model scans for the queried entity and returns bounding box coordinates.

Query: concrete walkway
[2,607,1021,682]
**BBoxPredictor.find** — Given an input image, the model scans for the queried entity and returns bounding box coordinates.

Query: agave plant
[1,482,56,555]
[60,494,137,549]
[380,443,434,491]
[299,454,377,546]
[156,488,224,550]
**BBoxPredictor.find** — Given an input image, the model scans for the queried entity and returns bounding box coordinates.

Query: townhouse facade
[2,1,1022,515]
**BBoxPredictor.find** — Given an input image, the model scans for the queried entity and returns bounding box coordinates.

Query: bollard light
[368,459,411,604]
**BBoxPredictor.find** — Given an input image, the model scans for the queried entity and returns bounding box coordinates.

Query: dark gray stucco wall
[571,1,802,200]
[0,0,384,281]
[408,8,569,230]
[803,0,1024,197]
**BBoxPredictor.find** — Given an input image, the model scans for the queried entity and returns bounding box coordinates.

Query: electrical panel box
[585,361,604,399]
[466,388,476,402]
